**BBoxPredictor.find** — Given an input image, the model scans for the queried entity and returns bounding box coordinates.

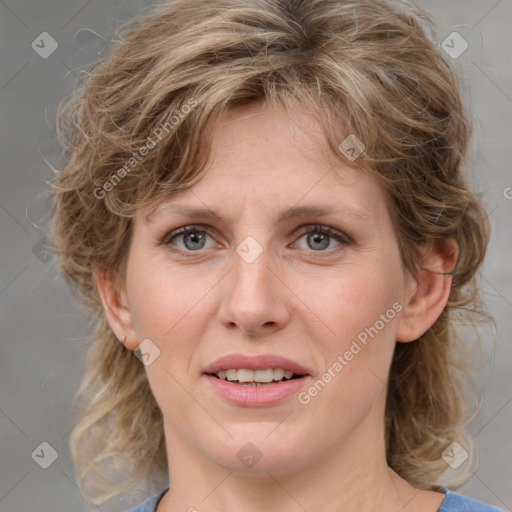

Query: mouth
[207,368,307,386]
[203,354,312,406]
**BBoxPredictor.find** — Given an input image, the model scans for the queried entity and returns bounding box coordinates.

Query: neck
[157,411,442,512]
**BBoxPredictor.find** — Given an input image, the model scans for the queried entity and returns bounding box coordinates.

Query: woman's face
[121,103,414,476]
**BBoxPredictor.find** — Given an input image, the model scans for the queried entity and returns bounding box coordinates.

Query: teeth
[273,368,284,380]
[214,368,299,383]
[254,369,273,382]
[237,369,254,382]
[226,369,237,381]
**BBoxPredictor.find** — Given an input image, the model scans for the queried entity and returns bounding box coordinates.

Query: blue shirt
[125,487,505,511]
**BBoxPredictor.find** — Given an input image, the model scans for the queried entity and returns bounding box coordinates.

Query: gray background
[0,1,511,511]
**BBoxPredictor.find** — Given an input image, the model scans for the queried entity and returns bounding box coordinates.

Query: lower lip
[204,374,311,407]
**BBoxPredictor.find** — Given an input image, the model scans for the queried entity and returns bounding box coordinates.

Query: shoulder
[439,489,505,512]
[123,488,505,512]
[125,489,168,512]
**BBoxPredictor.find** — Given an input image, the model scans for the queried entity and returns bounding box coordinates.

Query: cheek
[312,263,400,342]
[125,259,213,405]
[305,259,402,391]
[126,241,205,330]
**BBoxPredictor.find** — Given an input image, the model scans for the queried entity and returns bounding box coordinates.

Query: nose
[217,241,291,337]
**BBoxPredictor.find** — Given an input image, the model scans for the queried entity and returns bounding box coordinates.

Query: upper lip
[204,353,311,376]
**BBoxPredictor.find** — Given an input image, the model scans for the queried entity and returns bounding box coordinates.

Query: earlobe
[93,268,139,350]
[395,238,458,343]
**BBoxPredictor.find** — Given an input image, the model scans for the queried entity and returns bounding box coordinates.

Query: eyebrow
[145,203,371,225]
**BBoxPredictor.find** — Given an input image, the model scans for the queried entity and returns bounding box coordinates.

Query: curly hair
[48,0,491,504]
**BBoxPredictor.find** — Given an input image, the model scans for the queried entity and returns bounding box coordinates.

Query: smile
[203,353,312,406]
[212,368,302,385]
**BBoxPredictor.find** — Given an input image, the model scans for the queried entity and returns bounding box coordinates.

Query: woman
[48,0,503,510]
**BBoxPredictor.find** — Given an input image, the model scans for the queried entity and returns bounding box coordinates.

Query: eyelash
[161,224,351,259]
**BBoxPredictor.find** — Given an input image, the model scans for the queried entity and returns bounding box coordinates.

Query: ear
[396,237,458,343]
[93,267,139,350]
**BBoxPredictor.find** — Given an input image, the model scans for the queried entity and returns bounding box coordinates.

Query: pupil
[182,231,330,251]
[308,232,329,250]
[185,231,205,250]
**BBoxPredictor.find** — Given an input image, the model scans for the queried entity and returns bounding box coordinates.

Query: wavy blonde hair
[48,0,491,504]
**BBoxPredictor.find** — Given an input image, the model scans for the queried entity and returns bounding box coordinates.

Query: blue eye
[162,224,350,259]
[163,226,214,254]
[295,225,350,253]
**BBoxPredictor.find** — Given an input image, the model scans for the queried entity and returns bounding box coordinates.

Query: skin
[96,102,458,512]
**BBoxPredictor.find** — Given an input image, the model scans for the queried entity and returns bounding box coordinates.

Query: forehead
[142,102,388,226]
[207,101,340,171]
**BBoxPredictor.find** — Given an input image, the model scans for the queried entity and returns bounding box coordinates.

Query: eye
[162,225,217,256]
[161,223,351,259]
[293,225,351,253]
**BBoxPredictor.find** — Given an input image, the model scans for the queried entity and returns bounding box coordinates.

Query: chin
[202,427,308,474]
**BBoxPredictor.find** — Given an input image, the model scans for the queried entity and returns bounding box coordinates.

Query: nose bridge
[234,236,270,293]
[218,233,289,334]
